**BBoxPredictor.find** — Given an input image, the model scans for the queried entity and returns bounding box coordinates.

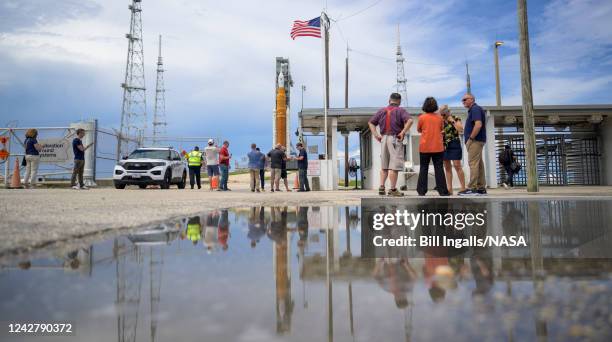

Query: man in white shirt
[204,139,220,190]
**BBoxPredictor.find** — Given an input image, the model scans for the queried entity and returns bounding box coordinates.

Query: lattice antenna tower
[466,62,472,94]
[152,35,167,145]
[119,0,147,156]
[395,24,408,105]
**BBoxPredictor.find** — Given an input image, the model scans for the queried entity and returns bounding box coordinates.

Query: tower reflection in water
[1,200,610,341]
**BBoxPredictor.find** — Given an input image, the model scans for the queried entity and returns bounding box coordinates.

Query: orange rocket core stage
[275,86,287,147]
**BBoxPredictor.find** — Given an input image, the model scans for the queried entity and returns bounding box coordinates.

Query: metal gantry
[152,35,167,146]
[119,0,147,158]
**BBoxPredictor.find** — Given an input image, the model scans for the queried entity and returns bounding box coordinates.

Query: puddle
[1,203,611,341]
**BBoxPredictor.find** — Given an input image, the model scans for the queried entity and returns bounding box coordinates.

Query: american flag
[290,17,321,40]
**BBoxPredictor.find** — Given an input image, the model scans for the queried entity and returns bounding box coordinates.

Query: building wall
[601,116,612,185]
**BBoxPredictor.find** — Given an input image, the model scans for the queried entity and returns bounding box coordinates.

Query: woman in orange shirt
[416,97,450,196]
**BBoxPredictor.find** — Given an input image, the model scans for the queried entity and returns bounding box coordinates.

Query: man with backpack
[499,145,519,189]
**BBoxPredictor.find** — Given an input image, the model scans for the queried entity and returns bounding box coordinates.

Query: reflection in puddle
[1,202,611,341]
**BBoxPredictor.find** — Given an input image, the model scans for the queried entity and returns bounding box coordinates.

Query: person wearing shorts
[368,93,413,196]
[280,146,291,191]
[204,139,220,190]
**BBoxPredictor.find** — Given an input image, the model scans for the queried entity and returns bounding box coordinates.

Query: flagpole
[322,11,330,160]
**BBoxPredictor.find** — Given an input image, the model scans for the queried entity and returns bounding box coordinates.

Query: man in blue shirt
[255,147,266,191]
[247,143,264,192]
[296,142,310,192]
[459,93,487,195]
[71,128,93,190]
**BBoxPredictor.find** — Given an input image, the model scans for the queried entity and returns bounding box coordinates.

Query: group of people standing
[185,139,231,190]
[185,138,311,193]
[22,128,93,190]
[368,92,489,196]
[246,142,310,192]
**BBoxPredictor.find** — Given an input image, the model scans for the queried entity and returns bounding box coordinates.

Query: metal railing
[495,131,602,186]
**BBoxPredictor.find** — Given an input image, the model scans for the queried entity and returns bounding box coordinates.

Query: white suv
[113,147,187,189]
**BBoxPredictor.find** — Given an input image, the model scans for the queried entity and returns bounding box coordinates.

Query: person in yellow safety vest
[185,146,204,189]
[186,216,202,245]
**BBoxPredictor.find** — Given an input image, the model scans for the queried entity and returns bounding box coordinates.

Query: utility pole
[494,41,503,106]
[322,12,330,160]
[517,0,539,192]
[344,44,349,187]
[152,35,167,146]
[119,0,147,159]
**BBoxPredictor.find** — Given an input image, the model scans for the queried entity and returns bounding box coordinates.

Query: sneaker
[387,188,404,197]
[378,186,386,195]
[458,189,476,196]
[251,189,255,192]
[270,189,275,193]
[256,189,260,193]
[502,182,508,190]
[80,185,89,190]
[72,185,80,190]
[476,188,487,195]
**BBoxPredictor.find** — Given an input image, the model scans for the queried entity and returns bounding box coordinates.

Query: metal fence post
[3,130,10,187]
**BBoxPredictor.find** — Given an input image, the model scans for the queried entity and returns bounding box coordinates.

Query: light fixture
[547,115,560,124]
[588,114,603,124]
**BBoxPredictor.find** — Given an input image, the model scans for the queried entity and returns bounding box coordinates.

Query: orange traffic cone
[293,173,300,189]
[211,175,219,189]
[10,158,23,189]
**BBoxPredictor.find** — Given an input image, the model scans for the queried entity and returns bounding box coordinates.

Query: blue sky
[1,0,611,162]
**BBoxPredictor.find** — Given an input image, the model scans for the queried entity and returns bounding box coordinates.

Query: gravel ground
[1,184,611,256]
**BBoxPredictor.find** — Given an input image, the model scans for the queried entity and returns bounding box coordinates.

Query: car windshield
[128,149,170,160]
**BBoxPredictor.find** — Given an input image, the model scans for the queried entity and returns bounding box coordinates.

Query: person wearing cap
[368,93,413,197]
[204,139,220,190]
[186,146,203,189]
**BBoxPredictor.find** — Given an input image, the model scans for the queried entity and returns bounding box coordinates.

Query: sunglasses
[461,98,472,102]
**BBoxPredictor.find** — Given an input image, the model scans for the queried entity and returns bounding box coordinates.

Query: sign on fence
[307,160,321,176]
[39,138,73,163]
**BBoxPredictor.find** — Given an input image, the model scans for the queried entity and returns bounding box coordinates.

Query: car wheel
[114,182,126,189]
[160,170,171,189]
[177,171,186,189]
[138,184,147,189]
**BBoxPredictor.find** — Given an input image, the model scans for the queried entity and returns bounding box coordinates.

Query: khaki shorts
[381,135,405,171]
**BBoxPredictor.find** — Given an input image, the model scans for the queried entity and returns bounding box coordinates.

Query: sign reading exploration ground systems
[38,138,73,163]
[361,197,612,259]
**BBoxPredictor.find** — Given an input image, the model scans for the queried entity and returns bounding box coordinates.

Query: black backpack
[499,150,511,165]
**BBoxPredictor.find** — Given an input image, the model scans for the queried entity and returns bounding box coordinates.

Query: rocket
[275,72,287,148]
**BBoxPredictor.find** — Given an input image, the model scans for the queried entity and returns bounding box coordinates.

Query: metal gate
[495,133,601,186]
